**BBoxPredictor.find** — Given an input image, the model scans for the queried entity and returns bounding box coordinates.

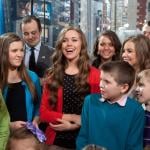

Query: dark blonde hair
[46,26,90,106]
[136,69,150,84]
[6,127,46,150]
[121,34,150,72]
[0,33,37,100]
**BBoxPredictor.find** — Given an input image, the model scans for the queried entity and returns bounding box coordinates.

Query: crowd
[0,15,150,150]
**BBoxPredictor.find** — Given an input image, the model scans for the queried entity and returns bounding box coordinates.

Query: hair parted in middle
[0,32,37,101]
[92,30,122,68]
[121,34,150,72]
[46,26,90,107]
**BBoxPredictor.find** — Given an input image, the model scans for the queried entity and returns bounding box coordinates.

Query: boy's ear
[120,83,129,94]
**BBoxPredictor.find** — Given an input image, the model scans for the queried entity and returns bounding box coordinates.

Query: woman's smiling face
[61,30,82,62]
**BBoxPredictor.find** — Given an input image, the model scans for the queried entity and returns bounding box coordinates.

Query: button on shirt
[24,42,41,68]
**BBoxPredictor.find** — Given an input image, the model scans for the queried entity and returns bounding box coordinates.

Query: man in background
[20,15,54,81]
[20,15,54,131]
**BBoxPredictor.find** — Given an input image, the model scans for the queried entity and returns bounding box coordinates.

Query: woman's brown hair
[0,33,37,100]
[46,26,90,107]
[121,34,150,72]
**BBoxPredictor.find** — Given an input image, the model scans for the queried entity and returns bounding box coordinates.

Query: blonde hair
[137,69,150,83]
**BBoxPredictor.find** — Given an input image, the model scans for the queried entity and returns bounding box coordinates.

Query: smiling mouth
[66,50,73,53]
[66,48,74,52]
[136,92,142,98]
[123,58,130,61]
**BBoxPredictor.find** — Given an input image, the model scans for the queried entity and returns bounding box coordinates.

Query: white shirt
[99,94,128,107]
[24,41,41,68]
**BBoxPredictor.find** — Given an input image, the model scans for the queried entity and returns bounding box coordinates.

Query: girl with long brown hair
[0,33,41,131]
[40,26,100,149]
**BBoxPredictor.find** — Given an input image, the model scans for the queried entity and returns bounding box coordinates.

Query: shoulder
[27,70,39,81]
[88,66,100,81]
[126,97,144,112]
[41,43,54,52]
[89,66,100,76]
[84,94,100,105]
[89,66,100,73]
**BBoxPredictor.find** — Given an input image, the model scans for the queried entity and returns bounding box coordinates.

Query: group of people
[0,15,150,150]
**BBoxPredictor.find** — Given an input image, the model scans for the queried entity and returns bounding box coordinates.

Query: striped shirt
[144,111,150,147]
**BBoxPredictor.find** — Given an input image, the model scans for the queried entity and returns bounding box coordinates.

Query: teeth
[123,58,128,60]
[66,48,74,50]
[123,59,129,62]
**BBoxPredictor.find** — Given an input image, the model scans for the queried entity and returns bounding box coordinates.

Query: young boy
[136,69,150,149]
[76,61,145,150]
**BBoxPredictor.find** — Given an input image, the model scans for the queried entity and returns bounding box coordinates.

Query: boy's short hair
[20,15,42,32]
[137,69,150,83]
[101,61,135,93]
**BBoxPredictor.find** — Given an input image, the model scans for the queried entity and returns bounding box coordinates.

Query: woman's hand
[62,114,81,126]
[49,118,80,131]
[32,116,40,128]
[10,121,26,131]
[71,114,81,126]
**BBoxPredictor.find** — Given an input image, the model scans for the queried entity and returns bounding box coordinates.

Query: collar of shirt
[25,41,41,52]
[99,94,128,107]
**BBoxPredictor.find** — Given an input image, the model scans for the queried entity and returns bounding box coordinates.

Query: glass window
[0,0,149,52]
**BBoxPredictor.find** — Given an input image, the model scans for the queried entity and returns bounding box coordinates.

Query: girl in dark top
[40,26,100,149]
[92,30,121,68]
[0,33,41,131]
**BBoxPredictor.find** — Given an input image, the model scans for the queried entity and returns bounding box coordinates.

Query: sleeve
[40,85,63,124]
[0,92,10,150]
[33,73,42,117]
[76,95,90,150]
[89,67,101,94]
[126,105,145,150]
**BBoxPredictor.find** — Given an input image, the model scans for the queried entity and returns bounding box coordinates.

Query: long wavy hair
[0,33,37,101]
[121,34,150,72]
[92,30,121,68]
[46,26,90,107]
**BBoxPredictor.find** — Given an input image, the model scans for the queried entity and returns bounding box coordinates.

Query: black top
[54,73,84,149]
[6,81,27,122]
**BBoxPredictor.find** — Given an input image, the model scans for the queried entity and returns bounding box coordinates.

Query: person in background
[0,90,10,150]
[142,21,150,39]
[40,26,100,149]
[6,122,47,150]
[20,15,54,81]
[92,30,121,68]
[0,33,41,131]
[136,69,150,150]
[77,61,145,150]
[122,34,150,73]
[82,144,107,150]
